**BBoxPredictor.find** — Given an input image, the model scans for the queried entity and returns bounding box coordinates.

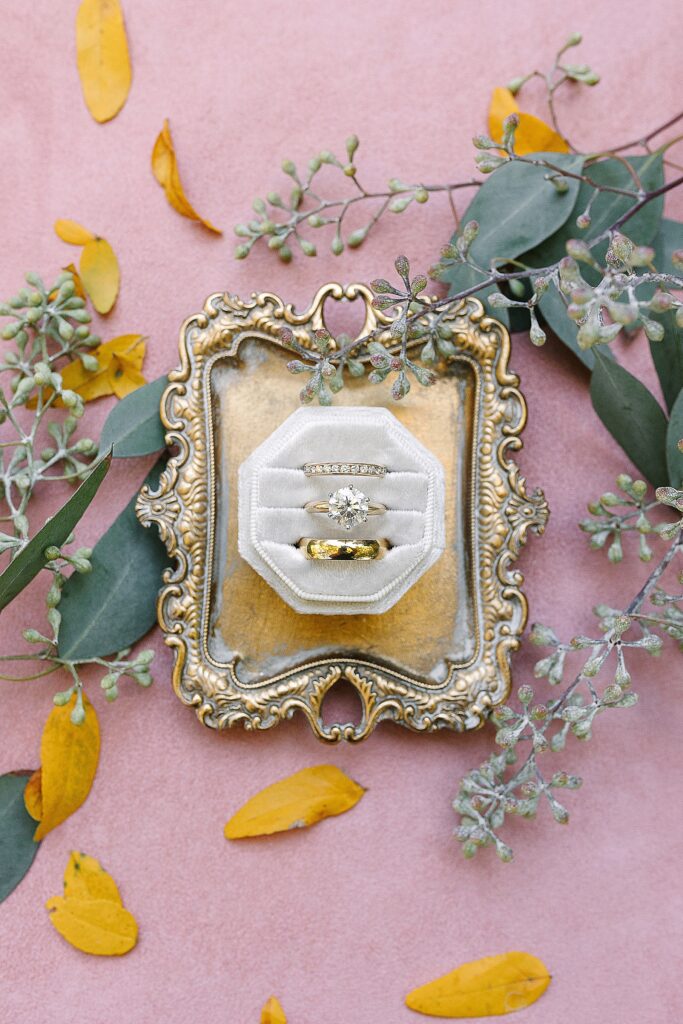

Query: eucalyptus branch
[0,563,155,720]
[233,143,481,263]
[0,271,101,565]
[277,176,683,402]
[454,483,683,861]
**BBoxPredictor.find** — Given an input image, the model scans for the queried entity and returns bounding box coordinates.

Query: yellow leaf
[76,0,131,124]
[152,119,222,234]
[54,219,95,245]
[63,851,123,904]
[24,767,43,821]
[261,996,287,1024]
[80,236,120,314]
[63,264,87,300]
[57,334,146,404]
[488,87,569,155]
[34,693,100,841]
[46,897,137,956]
[48,265,87,303]
[405,951,551,1018]
[224,765,365,839]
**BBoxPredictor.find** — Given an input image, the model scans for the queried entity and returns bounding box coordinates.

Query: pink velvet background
[1,1,682,1021]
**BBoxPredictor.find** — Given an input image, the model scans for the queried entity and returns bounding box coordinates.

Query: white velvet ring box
[238,406,446,615]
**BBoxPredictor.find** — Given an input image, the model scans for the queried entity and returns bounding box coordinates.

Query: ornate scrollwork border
[136,284,548,741]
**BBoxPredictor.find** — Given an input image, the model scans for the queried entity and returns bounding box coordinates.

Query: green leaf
[441,153,584,325]
[645,220,683,412]
[666,389,683,488]
[56,459,170,660]
[0,772,41,904]
[0,454,111,613]
[99,375,168,458]
[590,349,668,486]
[526,154,664,269]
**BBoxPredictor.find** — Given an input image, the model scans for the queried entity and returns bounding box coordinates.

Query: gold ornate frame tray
[136,284,548,741]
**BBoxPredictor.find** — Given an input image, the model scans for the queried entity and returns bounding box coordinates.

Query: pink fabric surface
[1,1,682,1021]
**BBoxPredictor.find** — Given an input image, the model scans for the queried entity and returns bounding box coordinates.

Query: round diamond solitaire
[327,486,370,530]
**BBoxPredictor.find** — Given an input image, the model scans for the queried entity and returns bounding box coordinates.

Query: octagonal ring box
[238,406,446,614]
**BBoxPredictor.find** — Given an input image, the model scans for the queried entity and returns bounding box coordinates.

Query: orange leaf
[64,264,87,300]
[405,951,551,1017]
[46,851,137,956]
[34,692,100,841]
[151,119,222,234]
[54,219,95,245]
[48,266,87,303]
[261,996,287,1024]
[58,335,146,403]
[225,765,365,839]
[63,851,123,904]
[80,237,120,314]
[76,0,132,123]
[23,767,43,821]
[46,897,137,956]
[488,87,569,155]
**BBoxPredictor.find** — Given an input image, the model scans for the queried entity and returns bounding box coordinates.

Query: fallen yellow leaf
[224,764,365,839]
[80,236,120,314]
[46,852,137,956]
[405,951,551,1018]
[46,897,137,956]
[23,767,43,821]
[47,265,87,303]
[152,119,222,234]
[76,0,131,124]
[34,693,100,841]
[488,87,569,155]
[261,996,287,1024]
[43,335,146,406]
[63,851,123,904]
[54,219,95,245]
[63,264,87,300]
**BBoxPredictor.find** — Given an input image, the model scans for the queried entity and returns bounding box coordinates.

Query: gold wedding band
[297,538,390,561]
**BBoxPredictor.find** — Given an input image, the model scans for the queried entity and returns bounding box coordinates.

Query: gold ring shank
[297,538,390,561]
[303,499,387,515]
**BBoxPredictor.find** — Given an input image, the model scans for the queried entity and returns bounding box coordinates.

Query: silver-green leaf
[56,459,170,660]
[590,349,668,486]
[0,773,41,904]
[99,376,168,458]
[0,454,111,612]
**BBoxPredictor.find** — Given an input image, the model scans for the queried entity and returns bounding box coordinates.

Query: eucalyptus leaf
[0,772,41,904]
[57,459,170,660]
[99,375,168,458]
[0,454,111,613]
[645,220,683,412]
[526,154,664,270]
[590,349,668,486]
[666,389,683,488]
[441,153,584,324]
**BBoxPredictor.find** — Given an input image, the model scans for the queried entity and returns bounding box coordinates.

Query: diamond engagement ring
[303,461,387,478]
[297,537,390,560]
[304,485,387,530]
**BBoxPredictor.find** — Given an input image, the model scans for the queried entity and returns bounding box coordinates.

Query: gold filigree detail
[136,284,548,741]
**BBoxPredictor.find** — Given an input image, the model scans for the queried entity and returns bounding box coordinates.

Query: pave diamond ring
[304,485,387,530]
[303,461,387,478]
